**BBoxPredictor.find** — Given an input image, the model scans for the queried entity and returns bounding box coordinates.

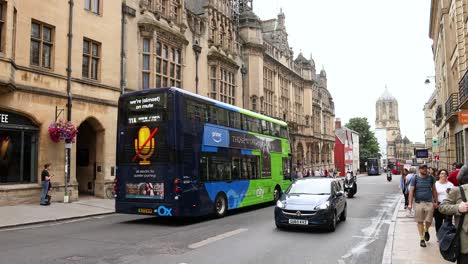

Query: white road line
[188,228,248,249]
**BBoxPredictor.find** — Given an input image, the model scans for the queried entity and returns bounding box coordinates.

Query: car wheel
[340,205,347,222]
[214,194,227,218]
[275,222,283,229]
[328,211,337,232]
[273,186,281,203]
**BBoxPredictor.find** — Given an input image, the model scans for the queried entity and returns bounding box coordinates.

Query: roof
[121,87,288,127]
[378,87,396,101]
[185,0,205,15]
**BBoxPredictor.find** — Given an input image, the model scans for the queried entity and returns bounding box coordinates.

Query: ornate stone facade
[0,0,335,205]
[428,0,468,168]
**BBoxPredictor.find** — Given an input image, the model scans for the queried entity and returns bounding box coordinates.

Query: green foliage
[345,117,381,169]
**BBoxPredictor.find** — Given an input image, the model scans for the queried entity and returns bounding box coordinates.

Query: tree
[345,117,381,171]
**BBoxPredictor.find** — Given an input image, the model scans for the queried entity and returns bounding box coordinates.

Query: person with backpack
[439,165,468,263]
[408,164,438,248]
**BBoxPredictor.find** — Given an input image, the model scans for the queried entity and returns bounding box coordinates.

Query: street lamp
[241,65,247,108]
[192,43,202,94]
[424,76,435,85]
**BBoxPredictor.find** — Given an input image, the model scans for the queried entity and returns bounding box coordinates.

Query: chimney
[335,118,341,129]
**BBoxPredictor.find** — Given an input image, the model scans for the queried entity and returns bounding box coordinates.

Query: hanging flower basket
[48,120,78,144]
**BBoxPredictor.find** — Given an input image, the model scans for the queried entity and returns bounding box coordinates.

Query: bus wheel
[273,186,281,202]
[214,194,227,218]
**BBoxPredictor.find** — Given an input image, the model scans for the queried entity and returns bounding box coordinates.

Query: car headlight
[315,201,330,210]
[276,200,286,208]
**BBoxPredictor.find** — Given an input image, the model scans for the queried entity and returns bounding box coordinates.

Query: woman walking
[439,165,468,263]
[433,169,453,233]
[400,169,409,209]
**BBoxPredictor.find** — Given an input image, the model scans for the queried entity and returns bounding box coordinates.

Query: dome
[378,87,395,101]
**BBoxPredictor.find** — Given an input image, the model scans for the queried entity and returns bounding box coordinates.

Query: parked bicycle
[105,178,117,199]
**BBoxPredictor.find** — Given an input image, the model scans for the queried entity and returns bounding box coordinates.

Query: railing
[460,70,468,106]
[445,93,459,117]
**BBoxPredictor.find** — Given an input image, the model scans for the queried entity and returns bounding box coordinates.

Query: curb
[0,212,115,231]
[382,195,403,264]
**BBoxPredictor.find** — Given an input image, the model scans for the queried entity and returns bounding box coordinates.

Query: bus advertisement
[115,87,292,218]
[367,158,381,175]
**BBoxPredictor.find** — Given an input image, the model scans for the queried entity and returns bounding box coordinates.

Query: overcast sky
[254,0,435,143]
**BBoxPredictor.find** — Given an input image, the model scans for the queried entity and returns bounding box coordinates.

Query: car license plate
[288,219,308,225]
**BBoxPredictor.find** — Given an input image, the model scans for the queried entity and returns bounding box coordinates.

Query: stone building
[375,87,413,162]
[428,0,468,169]
[0,0,121,205]
[0,0,335,205]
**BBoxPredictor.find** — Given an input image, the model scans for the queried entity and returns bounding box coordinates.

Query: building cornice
[2,81,118,107]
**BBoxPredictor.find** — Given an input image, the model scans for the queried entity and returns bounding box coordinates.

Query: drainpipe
[120,2,127,94]
[65,0,74,202]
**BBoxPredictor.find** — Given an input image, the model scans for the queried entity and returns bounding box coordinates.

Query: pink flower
[48,120,78,143]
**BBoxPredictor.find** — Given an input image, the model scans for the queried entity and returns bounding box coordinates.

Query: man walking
[408,164,438,247]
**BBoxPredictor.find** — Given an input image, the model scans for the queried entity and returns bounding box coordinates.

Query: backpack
[437,187,466,262]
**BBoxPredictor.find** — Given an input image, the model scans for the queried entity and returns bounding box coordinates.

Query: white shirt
[435,181,454,203]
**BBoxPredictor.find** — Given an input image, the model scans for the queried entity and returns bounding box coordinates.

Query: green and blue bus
[115,87,292,217]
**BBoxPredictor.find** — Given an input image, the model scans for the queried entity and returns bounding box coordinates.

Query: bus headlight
[276,200,286,209]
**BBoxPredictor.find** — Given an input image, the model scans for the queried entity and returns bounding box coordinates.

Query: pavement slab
[0,197,114,229]
[391,201,452,264]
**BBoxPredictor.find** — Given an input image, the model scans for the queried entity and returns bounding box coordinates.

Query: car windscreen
[287,180,331,195]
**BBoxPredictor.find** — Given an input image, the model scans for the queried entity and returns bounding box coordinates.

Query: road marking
[188,228,248,249]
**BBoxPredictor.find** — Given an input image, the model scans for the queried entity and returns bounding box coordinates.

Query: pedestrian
[439,165,468,263]
[429,167,438,180]
[291,168,297,181]
[408,164,438,247]
[297,169,303,179]
[325,169,329,177]
[40,163,53,206]
[433,169,454,234]
[400,169,409,209]
[449,163,463,187]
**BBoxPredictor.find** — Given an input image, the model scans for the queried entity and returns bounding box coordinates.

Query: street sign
[434,155,439,161]
[459,110,468,125]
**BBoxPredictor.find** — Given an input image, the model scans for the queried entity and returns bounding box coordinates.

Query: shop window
[0,111,38,184]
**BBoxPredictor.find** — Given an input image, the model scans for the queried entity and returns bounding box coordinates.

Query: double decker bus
[115,87,292,218]
[367,158,381,175]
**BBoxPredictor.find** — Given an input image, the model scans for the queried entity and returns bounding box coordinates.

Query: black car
[274,177,347,232]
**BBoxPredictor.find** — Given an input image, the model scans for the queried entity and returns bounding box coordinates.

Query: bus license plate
[137,208,153,214]
[289,219,308,225]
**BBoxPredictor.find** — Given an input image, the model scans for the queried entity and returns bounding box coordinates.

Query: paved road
[0,174,401,264]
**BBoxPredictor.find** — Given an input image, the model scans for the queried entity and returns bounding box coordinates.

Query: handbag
[437,186,466,262]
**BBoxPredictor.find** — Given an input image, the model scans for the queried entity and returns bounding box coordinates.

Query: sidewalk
[0,197,115,229]
[390,200,451,264]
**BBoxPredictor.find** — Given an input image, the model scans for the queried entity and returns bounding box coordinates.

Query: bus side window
[217,108,229,127]
[200,156,209,182]
[229,112,242,129]
[208,106,218,124]
[232,157,241,180]
[186,100,205,123]
[251,156,260,179]
[241,114,249,131]
[273,124,281,137]
[261,120,268,135]
[241,157,248,179]
[250,118,261,133]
